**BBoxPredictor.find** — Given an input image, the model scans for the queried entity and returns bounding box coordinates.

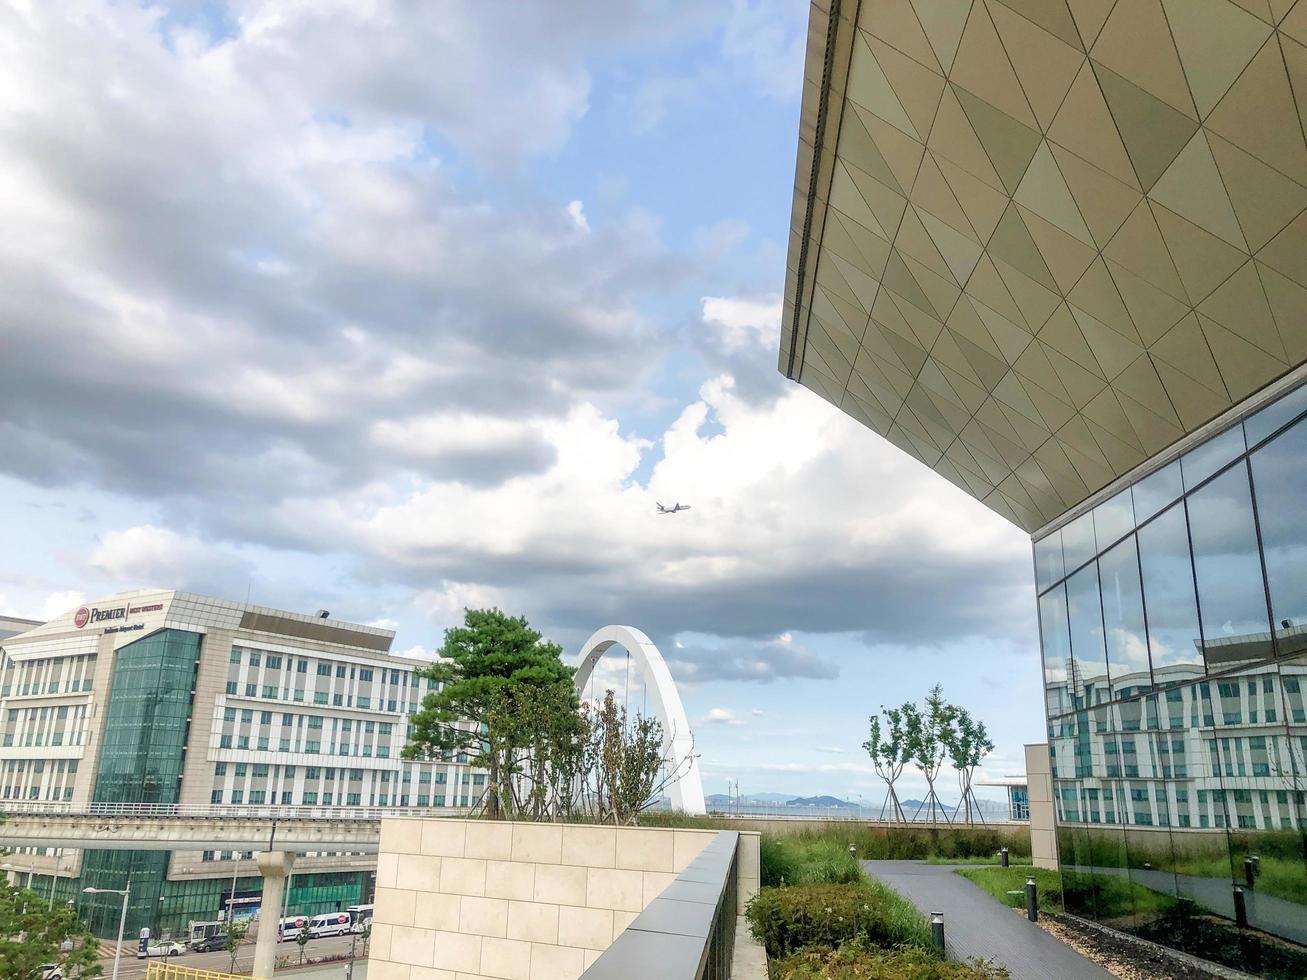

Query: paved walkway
[863,862,1114,980]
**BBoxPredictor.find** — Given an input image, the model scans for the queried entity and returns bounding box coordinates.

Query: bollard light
[1025,876,1039,922]
[930,911,945,952]
[1233,885,1248,928]
[1244,857,1256,889]
[1000,846,1009,868]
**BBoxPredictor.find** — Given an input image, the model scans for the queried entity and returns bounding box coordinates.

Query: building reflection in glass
[1036,383,1307,977]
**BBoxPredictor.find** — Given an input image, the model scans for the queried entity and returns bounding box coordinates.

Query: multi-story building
[779,2,1307,972]
[0,590,484,937]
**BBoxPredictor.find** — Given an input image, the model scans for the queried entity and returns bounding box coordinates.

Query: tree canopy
[403,608,579,818]
[0,885,100,979]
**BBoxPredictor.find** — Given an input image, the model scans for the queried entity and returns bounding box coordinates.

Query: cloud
[701,295,781,353]
[567,200,591,234]
[667,634,840,684]
[0,1,690,523]
[89,525,252,596]
[814,746,844,754]
[701,707,742,725]
[37,591,85,622]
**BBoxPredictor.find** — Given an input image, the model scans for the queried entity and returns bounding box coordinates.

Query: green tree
[0,885,100,979]
[296,924,311,964]
[403,609,577,819]
[945,706,994,824]
[863,705,911,822]
[907,684,956,824]
[225,918,250,975]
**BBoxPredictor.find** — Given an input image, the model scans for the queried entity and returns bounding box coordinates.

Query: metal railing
[580,830,739,980]
[0,801,473,821]
[144,963,243,980]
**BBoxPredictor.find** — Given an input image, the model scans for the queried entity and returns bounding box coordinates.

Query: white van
[278,916,310,942]
[308,912,352,938]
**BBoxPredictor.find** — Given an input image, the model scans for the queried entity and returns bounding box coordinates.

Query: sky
[0,0,1044,805]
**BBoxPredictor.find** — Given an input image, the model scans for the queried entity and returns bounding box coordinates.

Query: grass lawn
[956,866,1064,913]
[957,866,1181,921]
[926,855,1034,866]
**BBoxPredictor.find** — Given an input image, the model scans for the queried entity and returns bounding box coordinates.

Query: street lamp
[83,883,131,980]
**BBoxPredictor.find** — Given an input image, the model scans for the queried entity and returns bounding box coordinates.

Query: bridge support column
[253,851,295,980]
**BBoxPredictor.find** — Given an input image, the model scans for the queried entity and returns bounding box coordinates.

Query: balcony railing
[0,801,472,821]
[580,830,739,980]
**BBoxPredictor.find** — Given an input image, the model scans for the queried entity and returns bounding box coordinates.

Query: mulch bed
[1022,909,1239,980]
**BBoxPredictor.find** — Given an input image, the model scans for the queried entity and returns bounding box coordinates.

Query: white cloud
[89,525,250,594]
[567,200,590,233]
[702,707,742,726]
[40,591,86,622]
[701,295,781,353]
[814,746,844,754]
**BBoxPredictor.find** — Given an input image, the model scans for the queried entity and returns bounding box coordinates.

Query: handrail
[144,963,244,980]
[580,830,739,980]
[0,801,473,821]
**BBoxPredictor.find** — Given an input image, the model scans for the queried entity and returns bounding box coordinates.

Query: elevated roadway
[0,801,470,852]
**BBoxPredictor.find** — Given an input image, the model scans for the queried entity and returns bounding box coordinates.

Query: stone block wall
[1025,743,1058,871]
[368,818,759,980]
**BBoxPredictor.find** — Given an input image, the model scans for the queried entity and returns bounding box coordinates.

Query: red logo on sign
[74,608,90,629]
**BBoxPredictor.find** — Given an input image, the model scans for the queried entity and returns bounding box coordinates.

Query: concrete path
[732,915,768,979]
[1066,863,1307,947]
[863,861,1114,980]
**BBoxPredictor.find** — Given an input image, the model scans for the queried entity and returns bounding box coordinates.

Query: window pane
[1137,503,1204,679]
[1067,564,1110,706]
[1040,585,1073,717]
[1249,416,1307,658]
[1132,459,1182,525]
[1034,531,1065,592]
[1187,463,1272,670]
[1180,424,1246,491]
[1099,537,1151,691]
[1093,487,1134,554]
[1061,511,1097,575]
[1244,381,1307,447]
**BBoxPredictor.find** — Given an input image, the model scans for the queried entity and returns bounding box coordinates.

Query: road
[95,932,366,978]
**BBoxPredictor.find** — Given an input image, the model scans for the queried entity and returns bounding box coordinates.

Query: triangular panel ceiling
[784,0,1307,532]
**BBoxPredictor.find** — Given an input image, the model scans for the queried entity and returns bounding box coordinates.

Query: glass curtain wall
[79,629,201,937]
[1035,383,1307,977]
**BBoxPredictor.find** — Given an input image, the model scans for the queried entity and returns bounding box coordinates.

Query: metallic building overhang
[780,0,1307,532]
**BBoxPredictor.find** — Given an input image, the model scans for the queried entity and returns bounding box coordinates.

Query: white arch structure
[573,625,706,815]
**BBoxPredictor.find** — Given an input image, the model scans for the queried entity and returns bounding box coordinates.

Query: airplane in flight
[656,502,691,515]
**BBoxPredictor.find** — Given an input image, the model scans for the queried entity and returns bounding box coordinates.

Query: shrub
[771,941,1010,979]
[757,824,1031,866]
[761,837,863,887]
[746,882,932,959]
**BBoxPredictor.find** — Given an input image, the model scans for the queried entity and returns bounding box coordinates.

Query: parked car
[39,965,62,980]
[138,940,187,958]
[191,933,228,953]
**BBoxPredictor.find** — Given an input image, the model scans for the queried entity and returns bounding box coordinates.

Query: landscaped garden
[746,831,1010,979]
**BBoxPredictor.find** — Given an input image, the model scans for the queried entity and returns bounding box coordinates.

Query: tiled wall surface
[1025,743,1058,870]
[369,818,760,980]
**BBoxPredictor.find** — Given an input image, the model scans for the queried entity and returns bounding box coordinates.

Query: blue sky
[0,0,1042,804]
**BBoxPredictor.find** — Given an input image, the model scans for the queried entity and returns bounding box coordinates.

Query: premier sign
[73,602,165,629]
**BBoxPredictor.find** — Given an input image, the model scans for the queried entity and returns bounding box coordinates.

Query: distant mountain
[784,795,856,807]
[705,792,795,806]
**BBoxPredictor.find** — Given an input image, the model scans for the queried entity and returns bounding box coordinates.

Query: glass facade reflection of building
[1036,384,1307,974]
